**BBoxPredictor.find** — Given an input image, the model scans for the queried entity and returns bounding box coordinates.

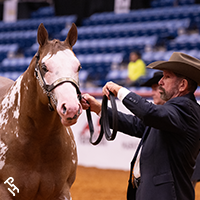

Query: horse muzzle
[59,103,82,126]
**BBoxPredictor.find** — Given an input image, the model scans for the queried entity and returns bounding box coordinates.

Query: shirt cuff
[117,87,131,101]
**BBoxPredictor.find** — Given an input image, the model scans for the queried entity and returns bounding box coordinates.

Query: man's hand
[102,81,122,99]
[81,93,101,115]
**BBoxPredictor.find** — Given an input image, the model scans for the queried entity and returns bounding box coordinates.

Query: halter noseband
[34,52,82,111]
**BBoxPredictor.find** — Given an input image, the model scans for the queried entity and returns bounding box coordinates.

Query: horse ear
[37,23,48,47]
[65,23,77,48]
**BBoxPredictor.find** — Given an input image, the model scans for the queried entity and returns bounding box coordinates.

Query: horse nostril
[62,104,67,114]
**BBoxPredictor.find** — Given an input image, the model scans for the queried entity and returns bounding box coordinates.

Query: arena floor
[71,166,200,200]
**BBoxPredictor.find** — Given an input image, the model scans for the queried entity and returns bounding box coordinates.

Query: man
[81,52,200,200]
[143,70,200,189]
[140,71,165,105]
[141,68,200,190]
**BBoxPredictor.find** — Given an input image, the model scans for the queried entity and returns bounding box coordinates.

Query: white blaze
[41,49,80,86]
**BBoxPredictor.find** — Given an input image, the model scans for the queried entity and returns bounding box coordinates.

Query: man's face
[158,70,182,101]
[151,84,165,105]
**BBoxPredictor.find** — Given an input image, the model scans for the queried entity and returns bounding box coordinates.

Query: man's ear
[179,79,188,92]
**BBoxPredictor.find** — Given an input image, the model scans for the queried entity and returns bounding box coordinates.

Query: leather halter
[34,52,82,111]
[87,91,118,145]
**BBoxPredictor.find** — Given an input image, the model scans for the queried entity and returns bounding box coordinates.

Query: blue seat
[1,57,32,72]
[0,44,19,61]
[0,71,23,80]
[167,33,200,50]
[77,53,124,66]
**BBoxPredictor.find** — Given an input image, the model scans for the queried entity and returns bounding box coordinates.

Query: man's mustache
[158,86,165,92]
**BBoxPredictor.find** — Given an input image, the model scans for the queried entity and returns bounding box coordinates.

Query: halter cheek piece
[34,52,82,111]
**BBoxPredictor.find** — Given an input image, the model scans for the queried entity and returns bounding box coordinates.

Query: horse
[0,23,82,200]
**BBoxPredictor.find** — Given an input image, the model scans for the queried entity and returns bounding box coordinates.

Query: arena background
[1,0,200,199]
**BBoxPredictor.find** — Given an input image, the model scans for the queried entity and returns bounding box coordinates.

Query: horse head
[35,23,82,126]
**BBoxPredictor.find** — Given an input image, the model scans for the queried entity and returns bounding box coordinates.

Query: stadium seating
[0,15,77,34]
[0,30,37,48]
[151,0,195,8]
[0,71,23,80]
[30,6,55,18]
[0,44,19,62]
[0,8,77,81]
[73,35,158,55]
[167,33,200,50]
[0,57,32,72]
[0,2,200,89]
[60,18,190,40]
[142,49,200,65]
[82,4,200,26]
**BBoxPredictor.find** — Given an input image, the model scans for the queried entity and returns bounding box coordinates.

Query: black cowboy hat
[140,71,163,87]
[147,52,200,85]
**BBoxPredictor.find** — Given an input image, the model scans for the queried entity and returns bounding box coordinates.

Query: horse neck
[18,63,62,133]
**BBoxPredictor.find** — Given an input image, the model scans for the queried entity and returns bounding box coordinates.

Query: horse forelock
[40,39,72,58]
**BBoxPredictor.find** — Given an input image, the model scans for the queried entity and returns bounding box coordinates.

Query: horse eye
[41,64,48,72]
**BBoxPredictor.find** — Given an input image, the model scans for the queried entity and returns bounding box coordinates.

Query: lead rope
[87,91,118,145]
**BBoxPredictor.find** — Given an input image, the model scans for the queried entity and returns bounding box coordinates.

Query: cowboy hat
[140,71,163,87]
[147,52,200,85]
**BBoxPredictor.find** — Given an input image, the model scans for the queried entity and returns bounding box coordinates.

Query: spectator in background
[140,71,165,105]
[126,51,146,87]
